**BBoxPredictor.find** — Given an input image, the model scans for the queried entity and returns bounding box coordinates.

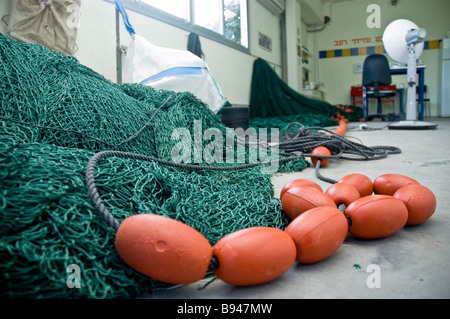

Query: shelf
[301,46,311,56]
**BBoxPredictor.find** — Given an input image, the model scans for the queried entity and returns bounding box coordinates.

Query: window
[224,0,248,46]
[140,0,190,21]
[194,0,247,47]
[114,0,248,51]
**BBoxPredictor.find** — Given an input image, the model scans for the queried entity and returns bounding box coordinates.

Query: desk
[351,85,402,121]
[390,65,426,121]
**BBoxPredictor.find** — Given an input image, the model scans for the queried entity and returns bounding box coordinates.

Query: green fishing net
[249,58,363,129]
[250,113,339,136]
[2,31,360,298]
[0,33,313,299]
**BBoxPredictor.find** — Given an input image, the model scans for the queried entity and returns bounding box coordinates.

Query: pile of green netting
[0,33,317,299]
[248,57,362,132]
[1,31,362,298]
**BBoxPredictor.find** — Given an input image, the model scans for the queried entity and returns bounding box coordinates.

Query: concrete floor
[146,117,450,299]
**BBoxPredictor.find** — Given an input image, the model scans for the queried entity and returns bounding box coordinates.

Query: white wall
[315,0,450,117]
[0,0,284,107]
[0,2,10,34]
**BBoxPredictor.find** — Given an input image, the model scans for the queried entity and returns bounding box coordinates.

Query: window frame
[107,0,250,54]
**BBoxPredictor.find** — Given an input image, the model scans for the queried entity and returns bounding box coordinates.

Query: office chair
[362,54,397,121]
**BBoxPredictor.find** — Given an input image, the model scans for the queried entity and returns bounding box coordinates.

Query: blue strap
[114,0,136,36]
[140,67,204,84]
[140,66,227,103]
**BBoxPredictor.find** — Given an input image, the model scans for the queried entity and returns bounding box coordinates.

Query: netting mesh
[248,57,362,130]
[0,33,314,298]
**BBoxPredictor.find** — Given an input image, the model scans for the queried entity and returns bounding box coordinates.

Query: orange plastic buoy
[311,146,332,167]
[212,227,296,286]
[337,174,373,197]
[281,186,337,220]
[285,206,348,264]
[393,185,437,225]
[280,179,323,200]
[373,174,420,196]
[332,119,347,136]
[325,183,361,207]
[115,214,212,285]
[345,195,408,239]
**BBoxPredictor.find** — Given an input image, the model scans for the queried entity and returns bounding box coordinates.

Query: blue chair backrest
[362,54,392,88]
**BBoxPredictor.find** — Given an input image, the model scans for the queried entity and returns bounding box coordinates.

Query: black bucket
[220,107,249,131]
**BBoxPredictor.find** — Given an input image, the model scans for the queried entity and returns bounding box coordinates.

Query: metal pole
[406,43,417,121]
[116,8,122,84]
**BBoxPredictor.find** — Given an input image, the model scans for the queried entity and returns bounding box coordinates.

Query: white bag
[122,34,227,114]
[4,0,80,55]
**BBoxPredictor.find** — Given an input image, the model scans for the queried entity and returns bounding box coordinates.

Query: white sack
[122,34,227,114]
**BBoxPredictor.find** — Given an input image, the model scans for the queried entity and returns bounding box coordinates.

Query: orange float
[311,146,331,167]
[212,227,296,286]
[115,214,212,284]
[280,179,323,200]
[285,206,348,263]
[373,174,420,196]
[325,183,361,207]
[345,195,408,239]
[281,186,337,220]
[310,119,347,167]
[337,173,373,197]
[393,185,437,225]
[332,119,347,136]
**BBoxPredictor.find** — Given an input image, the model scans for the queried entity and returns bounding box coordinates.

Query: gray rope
[85,150,303,230]
[314,160,338,184]
[281,123,401,184]
[279,122,401,165]
[0,95,174,149]
[86,151,121,230]
[279,122,401,161]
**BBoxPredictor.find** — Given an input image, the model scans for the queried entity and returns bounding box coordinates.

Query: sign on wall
[319,39,441,59]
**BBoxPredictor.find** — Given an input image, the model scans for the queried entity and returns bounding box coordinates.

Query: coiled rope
[278,122,401,183]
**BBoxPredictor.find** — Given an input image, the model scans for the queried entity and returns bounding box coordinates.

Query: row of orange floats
[114,119,436,288]
[281,174,436,257]
[114,172,436,287]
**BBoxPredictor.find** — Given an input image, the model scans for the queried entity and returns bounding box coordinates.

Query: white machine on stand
[382,19,437,129]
